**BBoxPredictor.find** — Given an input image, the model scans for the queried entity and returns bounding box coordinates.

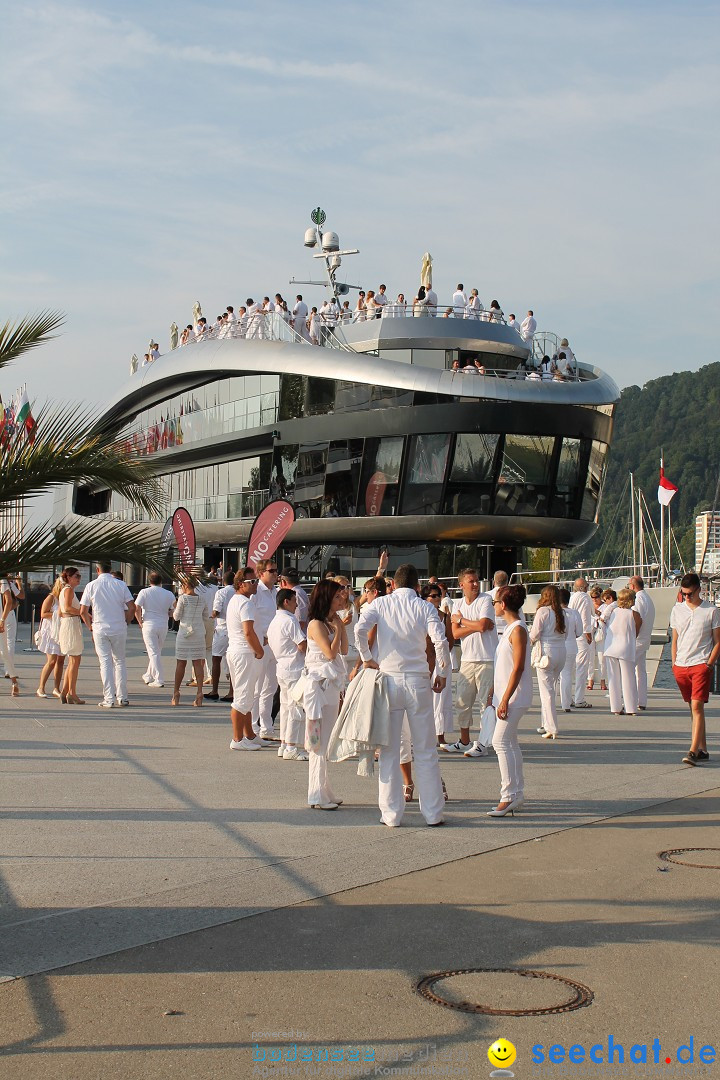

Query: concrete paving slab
[1,628,718,988]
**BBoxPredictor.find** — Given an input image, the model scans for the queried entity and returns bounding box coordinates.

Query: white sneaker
[441,740,472,754]
[230,739,244,750]
[259,729,276,741]
[277,743,286,758]
[142,674,152,685]
[230,737,261,751]
[284,746,309,761]
[463,741,489,758]
[243,736,264,750]
[98,701,117,709]
[148,682,164,689]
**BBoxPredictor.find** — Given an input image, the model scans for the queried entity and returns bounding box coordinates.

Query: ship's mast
[290,207,360,306]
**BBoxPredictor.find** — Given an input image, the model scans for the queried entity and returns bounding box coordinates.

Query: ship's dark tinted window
[271,444,299,501]
[335,381,372,412]
[443,434,498,516]
[357,437,404,517]
[496,435,553,517]
[74,486,111,517]
[371,385,414,408]
[295,443,329,517]
[324,440,363,517]
[581,440,608,521]
[305,377,336,416]
[413,391,455,406]
[552,437,583,518]
[278,374,305,420]
[401,434,450,515]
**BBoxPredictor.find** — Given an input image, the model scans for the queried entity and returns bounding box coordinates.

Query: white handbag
[531,640,549,669]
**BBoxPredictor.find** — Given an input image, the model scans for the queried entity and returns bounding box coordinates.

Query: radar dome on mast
[304,228,318,248]
[321,231,340,253]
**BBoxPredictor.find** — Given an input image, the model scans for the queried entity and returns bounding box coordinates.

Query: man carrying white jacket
[356,563,450,828]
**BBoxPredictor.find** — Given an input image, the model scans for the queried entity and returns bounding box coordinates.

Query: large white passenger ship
[54,212,620,581]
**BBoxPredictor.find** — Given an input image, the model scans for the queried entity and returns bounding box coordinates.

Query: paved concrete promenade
[1,627,718,1078]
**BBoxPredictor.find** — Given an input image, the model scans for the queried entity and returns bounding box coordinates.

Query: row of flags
[119,398,204,457]
[0,387,37,446]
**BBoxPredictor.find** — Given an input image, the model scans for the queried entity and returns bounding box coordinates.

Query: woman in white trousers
[488,585,533,816]
[557,587,583,711]
[529,586,567,738]
[604,589,641,715]
[304,580,347,810]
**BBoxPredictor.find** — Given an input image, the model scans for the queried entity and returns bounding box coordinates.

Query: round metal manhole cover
[416,968,594,1016]
[658,848,720,869]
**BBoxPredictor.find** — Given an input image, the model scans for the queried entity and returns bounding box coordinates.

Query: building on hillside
[695,511,720,571]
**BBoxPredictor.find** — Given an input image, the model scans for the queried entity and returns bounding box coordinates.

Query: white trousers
[252,650,278,735]
[593,645,607,682]
[456,660,494,737]
[573,638,593,703]
[535,645,566,735]
[606,656,638,714]
[0,610,18,678]
[433,672,454,735]
[491,704,526,803]
[559,649,577,711]
[307,691,341,806]
[142,621,168,684]
[379,673,444,826]
[93,629,128,705]
[278,675,305,746]
[635,642,649,708]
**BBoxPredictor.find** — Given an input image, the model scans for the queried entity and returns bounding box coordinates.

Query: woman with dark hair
[36,575,66,699]
[171,575,207,707]
[413,285,427,317]
[304,580,348,810]
[421,583,454,747]
[529,585,567,739]
[57,567,85,704]
[487,585,531,816]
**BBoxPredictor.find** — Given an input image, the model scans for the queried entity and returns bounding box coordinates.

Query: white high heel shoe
[487,797,524,818]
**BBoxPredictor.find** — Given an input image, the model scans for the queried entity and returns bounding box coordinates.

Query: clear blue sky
[2,0,719,407]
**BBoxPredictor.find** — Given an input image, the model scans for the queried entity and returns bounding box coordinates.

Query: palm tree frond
[0,517,174,579]
[0,311,64,371]
[0,402,166,515]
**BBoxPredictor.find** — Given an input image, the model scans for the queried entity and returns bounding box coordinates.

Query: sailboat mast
[630,472,637,575]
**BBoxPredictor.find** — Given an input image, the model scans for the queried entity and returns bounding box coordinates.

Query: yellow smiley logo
[488,1039,517,1068]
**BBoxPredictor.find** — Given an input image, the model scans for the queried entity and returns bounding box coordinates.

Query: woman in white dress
[57,567,85,704]
[528,585,567,739]
[365,290,378,320]
[413,286,428,317]
[588,586,607,691]
[487,585,532,817]
[488,299,504,323]
[353,292,367,323]
[36,576,66,699]
[603,588,641,715]
[172,576,207,707]
[304,580,348,810]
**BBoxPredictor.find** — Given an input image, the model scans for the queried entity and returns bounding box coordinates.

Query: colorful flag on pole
[15,388,37,443]
[658,466,678,506]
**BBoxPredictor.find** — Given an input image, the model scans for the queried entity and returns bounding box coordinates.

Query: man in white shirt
[245,298,262,340]
[267,589,308,760]
[280,568,309,631]
[425,284,438,316]
[237,306,248,338]
[205,570,236,701]
[569,578,594,708]
[448,568,498,756]
[670,573,720,765]
[80,561,135,708]
[226,571,266,751]
[226,306,237,336]
[292,295,309,340]
[507,314,519,332]
[375,285,389,315]
[629,576,655,711]
[356,563,450,827]
[452,284,468,317]
[251,559,280,739]
[134,572,175,687]
[520,310,537,346]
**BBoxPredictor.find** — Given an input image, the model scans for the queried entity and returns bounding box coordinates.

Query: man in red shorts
[670,573,720,765]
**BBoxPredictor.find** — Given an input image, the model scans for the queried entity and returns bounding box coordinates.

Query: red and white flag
[658,466,678,506]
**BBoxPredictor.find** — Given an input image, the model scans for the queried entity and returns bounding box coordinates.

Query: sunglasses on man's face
[681,589,697,597]
[428,593,441,599]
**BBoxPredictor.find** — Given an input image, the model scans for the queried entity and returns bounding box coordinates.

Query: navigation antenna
[289,207,361,306]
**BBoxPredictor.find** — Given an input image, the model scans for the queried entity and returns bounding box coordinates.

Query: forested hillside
[577,362,720,569]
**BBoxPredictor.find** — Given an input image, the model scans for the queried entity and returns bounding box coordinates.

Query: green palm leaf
[0,517,173,579]
[0,403,165,515]
[0,311,64,370]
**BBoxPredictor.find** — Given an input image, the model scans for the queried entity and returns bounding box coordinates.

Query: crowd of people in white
[131,285,558,372]
[8,561,707,826]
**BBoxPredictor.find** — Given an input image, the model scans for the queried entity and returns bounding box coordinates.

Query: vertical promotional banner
[172,507,196,570]
[246,500,295,568]
[365,472,387,517]
[158,517,175,559]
